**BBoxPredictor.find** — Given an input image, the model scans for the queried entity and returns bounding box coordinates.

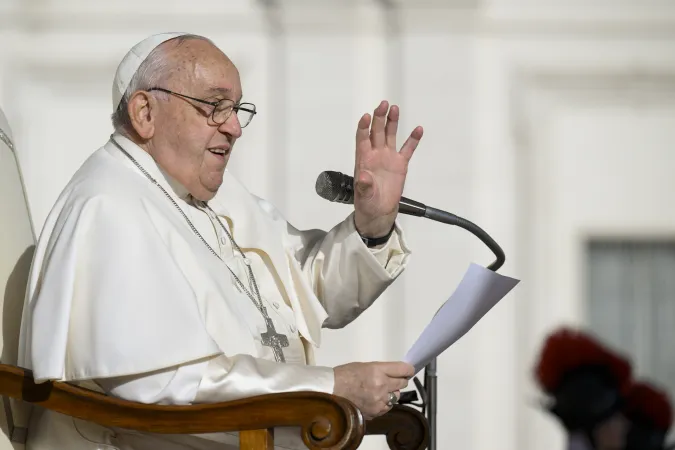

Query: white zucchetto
[112,32,189,112]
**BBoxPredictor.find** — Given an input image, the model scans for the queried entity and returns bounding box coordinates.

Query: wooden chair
[0,110,428,450]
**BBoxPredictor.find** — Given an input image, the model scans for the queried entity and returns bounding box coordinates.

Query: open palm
[353,101,423,238]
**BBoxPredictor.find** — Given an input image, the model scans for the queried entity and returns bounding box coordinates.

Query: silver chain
[110,137,267,315]
[200,201,267,313]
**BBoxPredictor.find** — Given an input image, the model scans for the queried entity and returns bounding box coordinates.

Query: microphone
[316,169,508,450]
[315,170,426,217]
[315,170,506,271]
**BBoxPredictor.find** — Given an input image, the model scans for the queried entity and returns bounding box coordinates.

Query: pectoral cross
[260,309,289,363]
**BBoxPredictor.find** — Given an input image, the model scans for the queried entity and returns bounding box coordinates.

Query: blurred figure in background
[623,381,673,450]
[533,327,675,450]
[533,327,633,450]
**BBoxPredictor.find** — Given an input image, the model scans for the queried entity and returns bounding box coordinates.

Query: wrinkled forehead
[164,40,242,99]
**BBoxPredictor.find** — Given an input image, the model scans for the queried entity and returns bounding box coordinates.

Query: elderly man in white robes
[17,32,425,449]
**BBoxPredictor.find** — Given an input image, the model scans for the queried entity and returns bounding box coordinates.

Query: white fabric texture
[18,133,410,449]
[18,132,410,382]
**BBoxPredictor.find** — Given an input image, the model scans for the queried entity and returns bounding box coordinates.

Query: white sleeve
[95,359,208,405]
[290,213,412,329]
[367,226,409,276]
[96,354,335,405]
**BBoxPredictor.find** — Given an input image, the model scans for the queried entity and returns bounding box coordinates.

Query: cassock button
[273,301,280,309]
[220,236,227,245]
[290,325,297,334]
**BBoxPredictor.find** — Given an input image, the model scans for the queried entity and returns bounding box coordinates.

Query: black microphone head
[315,171,355,204]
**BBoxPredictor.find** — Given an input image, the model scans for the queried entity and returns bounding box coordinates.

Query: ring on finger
[386,391,398,407]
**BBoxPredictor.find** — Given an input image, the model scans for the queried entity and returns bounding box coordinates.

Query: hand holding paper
[404,263,520,373]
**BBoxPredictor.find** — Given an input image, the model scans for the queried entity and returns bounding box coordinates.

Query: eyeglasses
[147,87,257,128]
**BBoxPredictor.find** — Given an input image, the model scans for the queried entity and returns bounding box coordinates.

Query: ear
[127,91,157,140]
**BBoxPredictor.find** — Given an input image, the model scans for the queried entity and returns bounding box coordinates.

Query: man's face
[148,39,244,201]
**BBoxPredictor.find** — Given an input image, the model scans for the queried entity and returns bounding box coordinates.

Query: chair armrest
[0,364,364,449]
[366,405,429,450]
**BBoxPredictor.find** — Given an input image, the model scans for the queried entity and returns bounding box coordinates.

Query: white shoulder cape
[17,137,332,383]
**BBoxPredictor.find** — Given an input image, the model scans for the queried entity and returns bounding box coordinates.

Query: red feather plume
[533,327,632,394]
[624,381,673,431]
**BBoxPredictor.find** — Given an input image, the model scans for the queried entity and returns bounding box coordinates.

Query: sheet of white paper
[404,263,520,373]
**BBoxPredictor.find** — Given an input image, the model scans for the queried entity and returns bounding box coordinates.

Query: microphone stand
[399,201,506,450]
[314,171,506,449]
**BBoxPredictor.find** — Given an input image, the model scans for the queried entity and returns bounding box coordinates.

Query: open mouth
[208,148,229,158]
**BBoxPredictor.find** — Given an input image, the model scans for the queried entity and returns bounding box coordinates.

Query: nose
[218,112,242,139]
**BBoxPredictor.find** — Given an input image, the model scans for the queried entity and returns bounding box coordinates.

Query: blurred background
[2,0,675,449]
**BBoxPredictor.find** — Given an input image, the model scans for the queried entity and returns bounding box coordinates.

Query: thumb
[355,170,374,199]
[381,361,415,378]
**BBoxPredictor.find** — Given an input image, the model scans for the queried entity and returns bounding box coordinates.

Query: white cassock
[17,132,411,450]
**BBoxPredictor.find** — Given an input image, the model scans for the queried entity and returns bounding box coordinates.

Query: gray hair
[110,34,212,134]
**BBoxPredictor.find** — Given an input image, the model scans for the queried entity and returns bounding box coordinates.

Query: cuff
[367,221,411,277]
[194,355,336,403]
[310,365,336,395]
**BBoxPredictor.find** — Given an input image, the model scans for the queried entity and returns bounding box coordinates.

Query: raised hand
[353,101,423,238]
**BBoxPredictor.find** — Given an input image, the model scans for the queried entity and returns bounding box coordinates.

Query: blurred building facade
[1,0,675,449]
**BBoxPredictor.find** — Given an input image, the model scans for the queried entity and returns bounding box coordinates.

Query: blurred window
[586,240,675,433]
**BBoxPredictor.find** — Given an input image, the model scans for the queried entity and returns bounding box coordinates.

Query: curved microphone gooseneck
[315,170,506,450]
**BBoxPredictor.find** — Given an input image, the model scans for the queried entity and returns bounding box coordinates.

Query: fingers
[385,104,399,150]
[382,377,409,396]
[380,361,416,379]
[385,390,400,407]
[398,126,424,161]
[355,113,372,147]
[370,390,399,418]
[354,365,416,419]
[363,395,395,420]
[391,377,410,392]
[357,102,420,162]
[370,100,388,149]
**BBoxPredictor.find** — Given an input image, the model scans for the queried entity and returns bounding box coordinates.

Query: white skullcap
[0,106,14,152]
[112,32,190,112]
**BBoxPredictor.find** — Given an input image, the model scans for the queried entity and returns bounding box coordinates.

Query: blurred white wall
[2,0,675,449]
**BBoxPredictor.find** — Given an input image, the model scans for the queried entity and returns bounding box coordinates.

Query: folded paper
[404,263,520,373]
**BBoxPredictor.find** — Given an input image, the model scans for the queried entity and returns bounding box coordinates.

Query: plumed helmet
[533,327,633,432]
[624,381,673,450]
